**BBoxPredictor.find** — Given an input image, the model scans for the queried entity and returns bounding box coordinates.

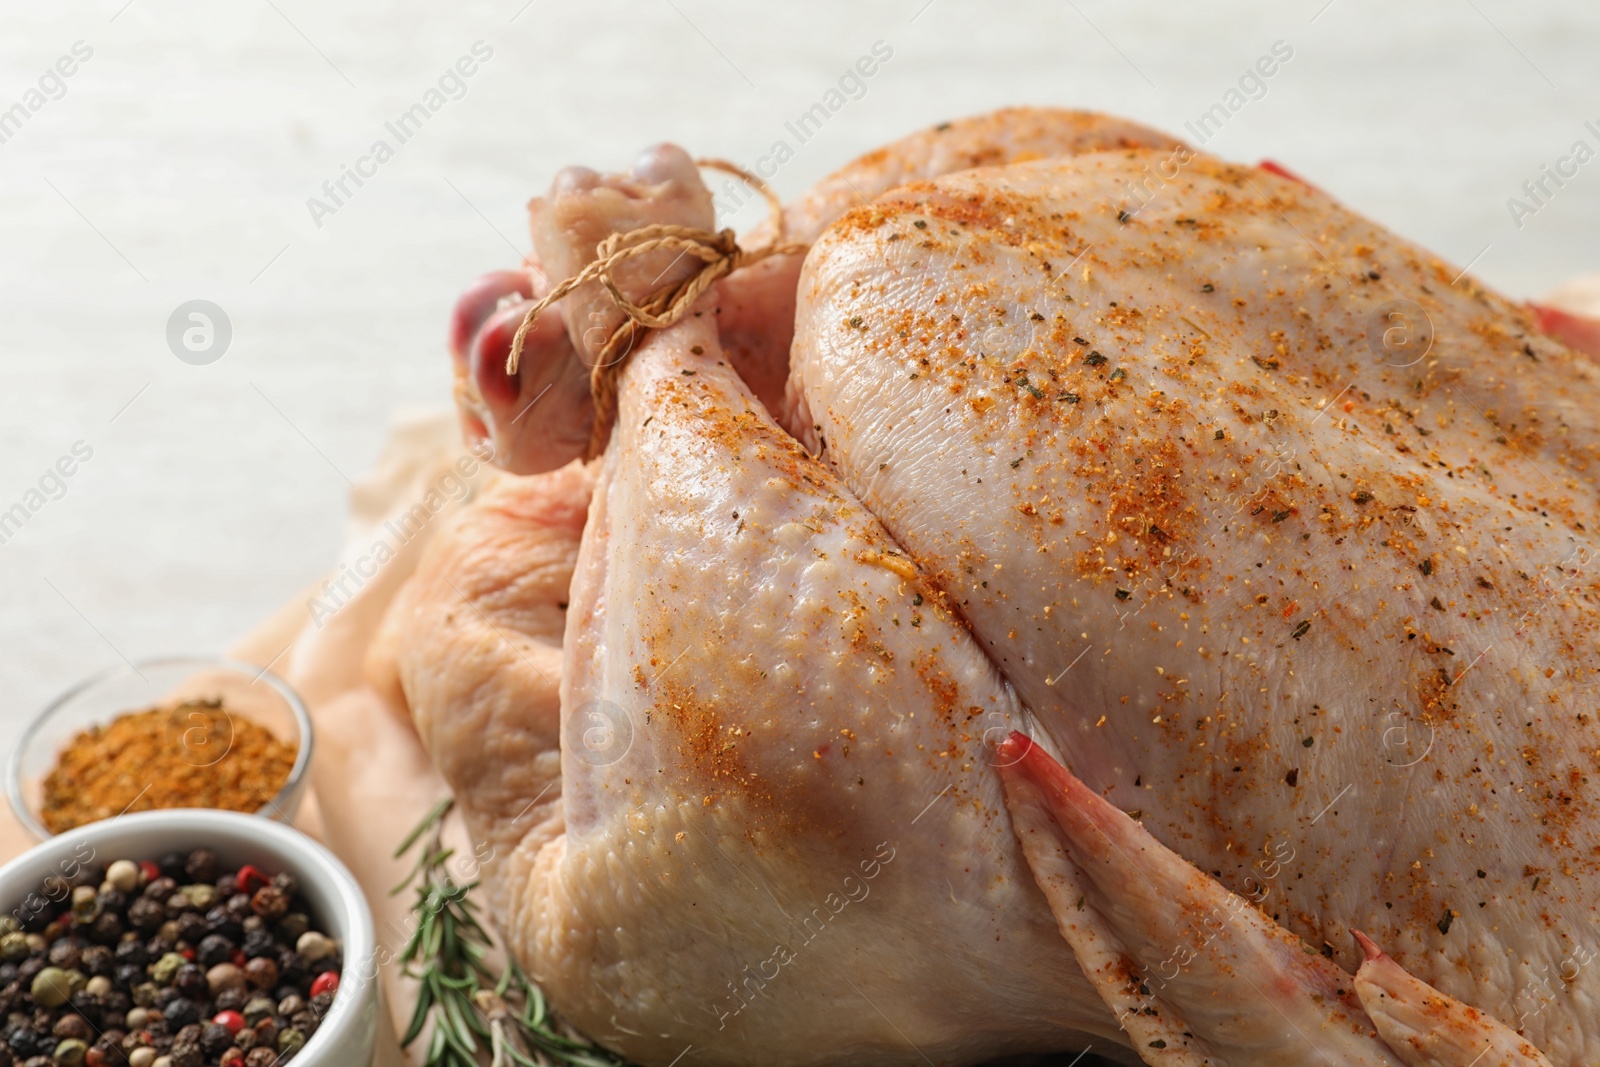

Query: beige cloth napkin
[4,273,1598,1065]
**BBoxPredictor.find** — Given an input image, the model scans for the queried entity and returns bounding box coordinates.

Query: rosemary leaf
[395,797,457,859]
[394,796,636,1067]
[401,979,436,1046]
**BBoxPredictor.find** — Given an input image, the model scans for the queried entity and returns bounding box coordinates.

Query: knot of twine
[505,158,808,459]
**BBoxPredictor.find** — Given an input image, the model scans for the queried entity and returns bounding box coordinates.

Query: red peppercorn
[236,865,269,893]
[214,1009,246,1034]
[179,947,196,961]
[232,948,247,967]
[309,971,339,998]
[139,860,161,883]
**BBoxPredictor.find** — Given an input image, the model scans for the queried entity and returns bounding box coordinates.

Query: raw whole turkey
[370,108,1600,1066]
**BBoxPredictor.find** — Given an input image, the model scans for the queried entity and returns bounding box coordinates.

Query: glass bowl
[7,655,313,841]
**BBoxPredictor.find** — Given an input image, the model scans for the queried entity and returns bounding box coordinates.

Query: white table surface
[2,0,1597,743]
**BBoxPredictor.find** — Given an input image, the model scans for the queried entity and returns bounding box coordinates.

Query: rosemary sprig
[392,798,635,1067]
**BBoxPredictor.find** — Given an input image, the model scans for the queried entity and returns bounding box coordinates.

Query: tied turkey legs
[450,109,1184,474]
[379,109,1598,1064]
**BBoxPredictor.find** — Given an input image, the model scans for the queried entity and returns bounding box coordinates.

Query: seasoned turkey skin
[391,110,1598,1067]
[792,149,1600,1063]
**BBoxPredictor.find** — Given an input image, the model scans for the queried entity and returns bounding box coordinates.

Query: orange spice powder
[39,698,297,833]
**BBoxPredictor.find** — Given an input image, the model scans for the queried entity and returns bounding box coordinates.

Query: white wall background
[1,0,1596,743]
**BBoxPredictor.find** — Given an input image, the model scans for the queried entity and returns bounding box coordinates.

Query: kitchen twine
[505,158,809,460]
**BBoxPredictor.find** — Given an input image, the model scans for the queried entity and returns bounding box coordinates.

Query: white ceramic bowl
[0,809,378,1067]
[7,656,314,841]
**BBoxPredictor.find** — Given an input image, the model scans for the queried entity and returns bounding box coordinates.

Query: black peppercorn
[214,987,247,1013]
[112,941,147,967]
[198,1022,232,1058]
[156,854,185,881]
[182,851,218,886]
[89,912,122,946]
[79,946,112,979]
[195,936,233,969]
[71,865,107,891]
[239,932,273,961]
[224,896,252,923]
[274,951,305,991]
[203,908,241,943]
[172,965,207,1002]
[161,997,199,1028]
[173,914,206,948]
[18,907,53,935]
[141,879,176,905]
[124,900,163,935]
[5,1029,42,1058]
[45,942,80,971]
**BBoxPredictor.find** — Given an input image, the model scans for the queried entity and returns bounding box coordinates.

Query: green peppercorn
[275,1029,305,1055]
[242,996,275,1025]
[149,951,185,985]
[0,931,28,961]
[53,1037,89,1066]
[276,912,309,942]
[31,965,74,1008]
[70,885,98,922]
[182,884,217,911]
